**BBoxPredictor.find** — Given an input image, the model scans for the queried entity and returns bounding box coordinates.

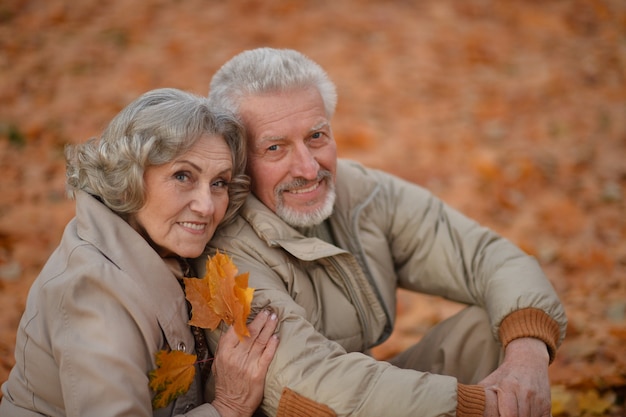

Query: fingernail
[270,313,277,321]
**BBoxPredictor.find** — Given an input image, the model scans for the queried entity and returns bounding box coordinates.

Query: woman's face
[130,134,233,258]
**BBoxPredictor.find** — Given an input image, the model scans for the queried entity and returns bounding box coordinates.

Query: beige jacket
[0,191,218,417]
[204,159,567,417]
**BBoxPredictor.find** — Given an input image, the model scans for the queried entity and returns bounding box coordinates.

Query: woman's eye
[174,172,189,182]
[213,179,229,188]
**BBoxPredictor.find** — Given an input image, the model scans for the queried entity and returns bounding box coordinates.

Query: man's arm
[202,268,463,416]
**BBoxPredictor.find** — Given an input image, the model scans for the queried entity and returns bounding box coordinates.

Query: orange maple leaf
[184,251,254,341]
[149,252,254,409]
[149,349,197,409]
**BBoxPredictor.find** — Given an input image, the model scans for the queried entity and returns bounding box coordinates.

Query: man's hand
[479,337,552,417]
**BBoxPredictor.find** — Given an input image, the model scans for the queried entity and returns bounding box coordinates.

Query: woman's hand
[211,310,279,417]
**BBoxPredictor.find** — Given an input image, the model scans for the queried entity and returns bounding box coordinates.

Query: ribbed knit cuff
[498,307,560,363]
[457,384,485,417]
[276,387,336,417]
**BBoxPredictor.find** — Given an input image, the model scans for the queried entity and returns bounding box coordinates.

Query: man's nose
[291,144,319,179]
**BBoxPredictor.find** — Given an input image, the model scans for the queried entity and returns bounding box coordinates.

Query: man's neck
[294,219,335,244]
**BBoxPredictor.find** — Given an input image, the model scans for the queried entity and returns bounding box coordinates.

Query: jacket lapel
[74,191,193,351]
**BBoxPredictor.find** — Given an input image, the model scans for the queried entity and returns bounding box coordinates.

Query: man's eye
[268,144,279,151]
[311,132,322,139]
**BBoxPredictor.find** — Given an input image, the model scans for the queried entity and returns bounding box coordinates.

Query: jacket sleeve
[37,262,157,416]
[40,258,208,417]
[374,168,567,355]
[203,246,462,417]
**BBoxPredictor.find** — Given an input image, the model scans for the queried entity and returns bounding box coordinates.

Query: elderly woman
[0,88,279,417]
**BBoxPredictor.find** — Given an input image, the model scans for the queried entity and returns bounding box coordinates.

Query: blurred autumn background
[0,0,624,415]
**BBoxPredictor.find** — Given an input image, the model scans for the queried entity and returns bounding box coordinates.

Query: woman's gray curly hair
[65,87,249,227]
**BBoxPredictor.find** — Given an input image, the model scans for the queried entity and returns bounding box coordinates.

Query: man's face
[239,87,337,227]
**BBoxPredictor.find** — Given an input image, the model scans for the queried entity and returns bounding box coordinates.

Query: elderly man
[201,47,566,417]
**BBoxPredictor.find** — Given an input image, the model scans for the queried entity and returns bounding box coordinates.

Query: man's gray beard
[276,184,336,228]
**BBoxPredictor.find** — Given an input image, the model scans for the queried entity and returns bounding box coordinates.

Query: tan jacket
[0,192,218,417]
[204,159,567,417]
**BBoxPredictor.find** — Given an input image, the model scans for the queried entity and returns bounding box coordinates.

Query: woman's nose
[189,187,215,216]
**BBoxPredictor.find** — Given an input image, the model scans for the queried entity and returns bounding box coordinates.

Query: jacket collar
[74,191,190,345]
[239,159,380,260]
[240,195,346,261]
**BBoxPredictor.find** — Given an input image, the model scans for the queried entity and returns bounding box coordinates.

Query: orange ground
[1,1,625,415]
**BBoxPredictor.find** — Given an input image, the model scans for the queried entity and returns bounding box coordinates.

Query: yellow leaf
[184,251,255,341]
[233,272,254,339]
[578,389,615,415]
[551,385,577,416]
[149,349,197,409]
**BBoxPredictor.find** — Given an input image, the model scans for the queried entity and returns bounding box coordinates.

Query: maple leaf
[149,349,197,409]
[184,251,254,341]
[148,252,254,409]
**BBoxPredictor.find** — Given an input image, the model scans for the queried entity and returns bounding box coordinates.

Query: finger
[527,390,551,417]
[255,310,279,346]
[245,309,272,341]
[258,334,279,370]
[484,388,498,417]
[247,311,278,358]
[495,387,518,417]
[517,393,529,417]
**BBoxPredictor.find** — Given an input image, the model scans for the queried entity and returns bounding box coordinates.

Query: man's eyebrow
[310,121,330,132]
[259,134,285,142]
[257,121,330,143]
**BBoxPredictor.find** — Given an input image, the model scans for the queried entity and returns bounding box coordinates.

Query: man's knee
[388,305,502,383]
[440,306,502,383]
